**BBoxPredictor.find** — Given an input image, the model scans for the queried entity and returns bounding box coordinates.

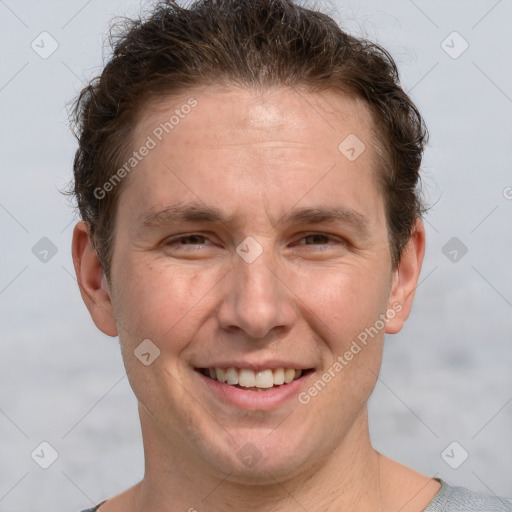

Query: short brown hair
[69,0,427,281]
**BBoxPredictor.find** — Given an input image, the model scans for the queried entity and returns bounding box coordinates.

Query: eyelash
[164,233,345,249]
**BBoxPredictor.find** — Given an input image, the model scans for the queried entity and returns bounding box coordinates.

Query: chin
[197,427,318,484]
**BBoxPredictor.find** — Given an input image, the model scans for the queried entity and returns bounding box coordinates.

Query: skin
[72,85,440,511]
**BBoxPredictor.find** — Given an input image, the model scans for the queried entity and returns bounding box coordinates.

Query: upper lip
[194,360,314,372]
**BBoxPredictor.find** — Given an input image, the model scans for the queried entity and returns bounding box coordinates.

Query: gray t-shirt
[80,479,512,511]
[424,479,512,511]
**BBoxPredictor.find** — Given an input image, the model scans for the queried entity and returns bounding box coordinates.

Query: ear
[71,221,118,337]
[385,218,426,334]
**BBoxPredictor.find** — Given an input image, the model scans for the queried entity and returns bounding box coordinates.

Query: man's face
[101,86,411,481]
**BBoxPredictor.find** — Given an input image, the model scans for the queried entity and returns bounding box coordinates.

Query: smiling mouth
[196,367,313,391]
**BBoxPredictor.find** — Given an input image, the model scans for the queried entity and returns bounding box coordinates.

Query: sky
[0,0,511,510]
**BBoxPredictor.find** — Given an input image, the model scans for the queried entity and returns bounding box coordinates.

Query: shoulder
[424,480,512,511]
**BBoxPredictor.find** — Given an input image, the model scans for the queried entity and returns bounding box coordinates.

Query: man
[70,0,512,510]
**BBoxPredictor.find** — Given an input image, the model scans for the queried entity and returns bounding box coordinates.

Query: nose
[216,244,297,340]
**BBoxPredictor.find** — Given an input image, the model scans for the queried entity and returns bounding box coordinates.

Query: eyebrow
[138,204,229,229]
[280,206,369,234]
[136,203,370,236]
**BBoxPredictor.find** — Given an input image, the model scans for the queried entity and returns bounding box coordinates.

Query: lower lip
[195,370,312,410]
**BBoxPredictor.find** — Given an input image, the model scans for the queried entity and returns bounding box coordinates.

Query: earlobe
[71,221,118,337]
[385,219,426,335]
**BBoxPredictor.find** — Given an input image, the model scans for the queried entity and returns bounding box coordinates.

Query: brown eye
[299,234,331,245]
[174,235,208,245]
[162,233,218,259]
[164,234,212,249]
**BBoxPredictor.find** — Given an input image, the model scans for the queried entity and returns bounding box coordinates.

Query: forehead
[118,85,384,231]
[136,85,375,156]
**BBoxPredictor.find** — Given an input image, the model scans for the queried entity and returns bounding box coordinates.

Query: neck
[131,407,384,512]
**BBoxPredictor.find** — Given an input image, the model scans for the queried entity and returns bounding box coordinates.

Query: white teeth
[284,368,295,383]
[204,367,305,389]
[225,367,239,385]
[273,368,285,385]
[255,369,274,388]
[238,368,256,387]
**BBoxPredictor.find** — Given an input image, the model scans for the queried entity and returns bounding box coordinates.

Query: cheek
[112,259,222,419]
[112,256,224,351]
[297,263,392,345]
[298,265,391,414]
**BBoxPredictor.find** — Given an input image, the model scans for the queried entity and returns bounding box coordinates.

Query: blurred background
[0,0,511,510]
